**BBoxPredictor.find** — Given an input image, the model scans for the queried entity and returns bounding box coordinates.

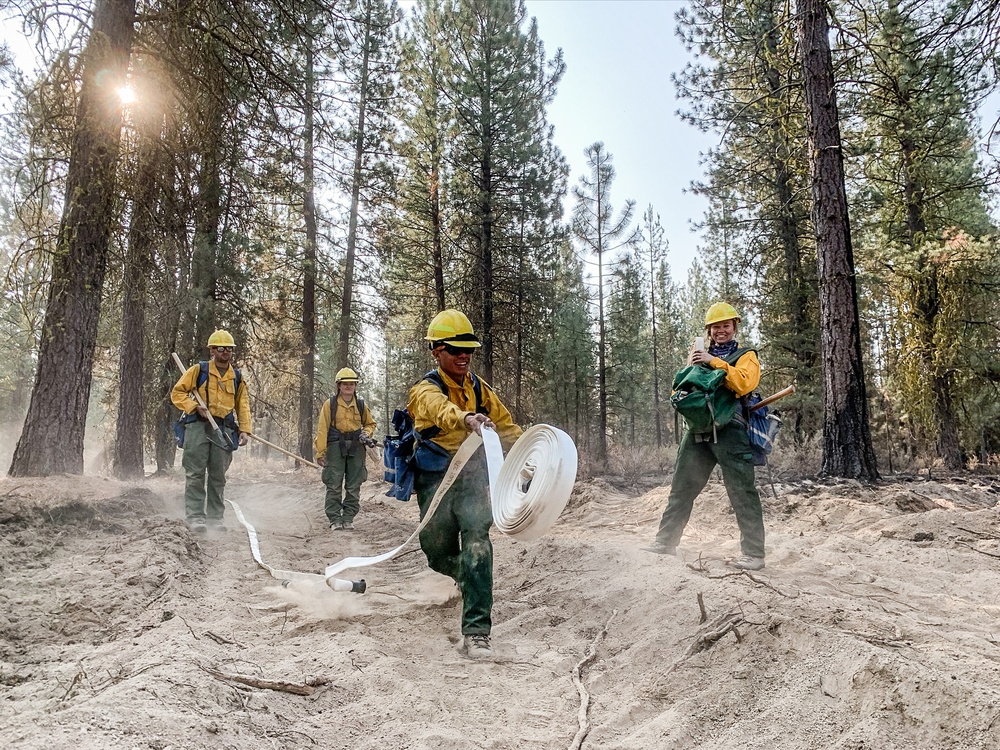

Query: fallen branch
[696,592,707,624]
[665,611,744,676]
[569,608,618,750]
[201,666,329,696]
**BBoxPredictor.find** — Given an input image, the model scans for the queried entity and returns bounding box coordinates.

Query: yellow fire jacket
[314,396,377,461]
[708,350,761,398]
[170,360,252,432]
[407,368,522,455]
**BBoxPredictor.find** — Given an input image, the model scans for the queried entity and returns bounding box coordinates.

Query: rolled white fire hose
[492,424,578,541]
[230,425,578,593]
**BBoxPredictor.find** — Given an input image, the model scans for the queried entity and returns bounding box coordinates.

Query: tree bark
[338,0,373,368]
[299,41,318,463]
[478,77,495,383]
[114,110,164,479]
[595,167,607,463]
[9,0,136,477]
[798,0,879,479]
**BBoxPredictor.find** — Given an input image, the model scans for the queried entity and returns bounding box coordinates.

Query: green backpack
[670,347,753,438]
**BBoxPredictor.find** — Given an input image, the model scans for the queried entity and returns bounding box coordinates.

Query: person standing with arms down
[643,303,767,570]
[407,309,522,658]
[171,330,252,533]
[314,367,377,531]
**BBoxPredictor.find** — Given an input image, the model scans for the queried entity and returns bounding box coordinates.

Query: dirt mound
[1,469,999,749]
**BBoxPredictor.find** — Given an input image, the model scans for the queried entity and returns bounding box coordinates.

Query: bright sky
[525,0,712,279]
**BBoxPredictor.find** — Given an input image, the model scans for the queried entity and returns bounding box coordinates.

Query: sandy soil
[1,455,999,749]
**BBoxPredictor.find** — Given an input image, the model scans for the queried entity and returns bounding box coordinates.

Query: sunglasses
[441,343,476,356]
[213,346,234,352]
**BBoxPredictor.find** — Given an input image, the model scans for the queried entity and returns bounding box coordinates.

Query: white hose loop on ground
[231,425,578,592]
[489,424,578,541]
[228,498,362,592]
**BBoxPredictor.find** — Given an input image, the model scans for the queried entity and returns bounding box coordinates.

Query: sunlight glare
[117,86,137,105]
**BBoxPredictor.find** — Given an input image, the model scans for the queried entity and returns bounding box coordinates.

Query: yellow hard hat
[335,367,359,383]
[704,302,741,328]
[207,329,236,347]
[424,309,482,347]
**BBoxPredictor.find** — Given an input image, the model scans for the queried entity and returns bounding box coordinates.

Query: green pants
[414,450,493,636]
[655,422,765,558]
[323,449,367,524]
[182,420,233,523]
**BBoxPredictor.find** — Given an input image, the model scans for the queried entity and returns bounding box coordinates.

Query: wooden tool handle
[751,384,796,412]
[248,433,321,470]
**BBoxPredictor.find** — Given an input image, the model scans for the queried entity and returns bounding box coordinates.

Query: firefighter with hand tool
[315,367,377,531]
[171,330,252,534]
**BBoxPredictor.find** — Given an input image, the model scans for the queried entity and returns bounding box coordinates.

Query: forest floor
[1,453,1000,750]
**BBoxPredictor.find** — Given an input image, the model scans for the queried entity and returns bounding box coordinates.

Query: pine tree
[571,141,637,464]
[539,241,596,451]
[335,0,401,367]
[9,0,136,477]
[636,206,670,447]
[607,251,652,447]
[798,0,878,480]
[845,0,995,469]
[441,0,564,382]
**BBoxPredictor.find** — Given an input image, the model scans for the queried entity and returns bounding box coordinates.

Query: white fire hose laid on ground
[228,424,578,593]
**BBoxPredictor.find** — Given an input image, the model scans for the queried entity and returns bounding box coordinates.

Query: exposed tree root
[569,608,618,750]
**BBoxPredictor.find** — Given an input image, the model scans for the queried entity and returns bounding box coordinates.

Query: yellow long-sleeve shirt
[407,368,522,455]
[314,395,377,460]
[708,349,760,397]
[170,360,252,431]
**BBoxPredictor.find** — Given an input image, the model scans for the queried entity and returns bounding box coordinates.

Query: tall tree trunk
[899,137,963,469]
[478,93,495,383]
[9,0,136,477]
[114,111,164,479]
[338,0,373,368]
[185,42,225,358]
[595,172,608,464]
[647,218,662,449]
[764,24,813,381]
[190,140,221,354]
[798,0,878,480]
[429,133,446,310]
[299,42,318,462]
[514,217,525,419]
[154,183,187,472]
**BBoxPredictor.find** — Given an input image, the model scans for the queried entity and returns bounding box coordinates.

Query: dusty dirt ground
[1,454,1000,750]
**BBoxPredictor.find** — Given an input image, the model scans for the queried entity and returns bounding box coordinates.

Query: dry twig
[201,666,329,696]
[685,552,710,572]
[665,611,745,676]
[204,631,237,646]
[696,592,707,624]
[568,608,618,750]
